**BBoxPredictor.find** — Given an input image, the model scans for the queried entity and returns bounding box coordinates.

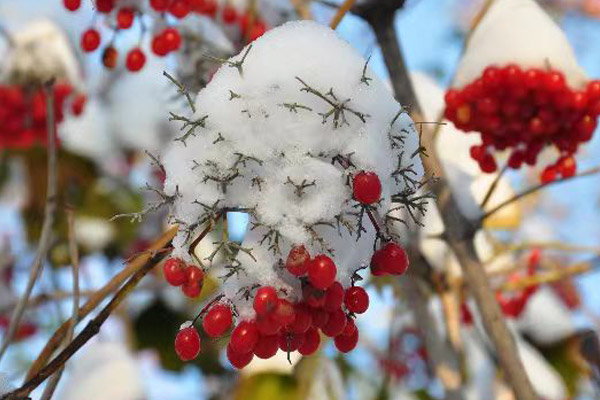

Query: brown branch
[39,208,80,400]
[0,81,58,363]
[480,164,507,210]
[24,225,178,380]
[1,246,171,400]
[481,165,600,222]
[329,0,357,29]
[362,5,538,400]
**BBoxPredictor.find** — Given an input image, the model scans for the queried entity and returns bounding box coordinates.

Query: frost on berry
[155,21,425,365]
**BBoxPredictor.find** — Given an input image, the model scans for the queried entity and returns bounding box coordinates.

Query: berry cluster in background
[444,65,600,182]
[0,83,86,149]
[63,0,268,72]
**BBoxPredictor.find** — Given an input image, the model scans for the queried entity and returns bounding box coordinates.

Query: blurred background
[2,0,600,399]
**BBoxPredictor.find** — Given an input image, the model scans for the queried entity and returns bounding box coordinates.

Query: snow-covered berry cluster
[148,21,425,368]
[445,66,600,181]
[0,83,86,149]
[446,0,597,183]
[64,0,268,72]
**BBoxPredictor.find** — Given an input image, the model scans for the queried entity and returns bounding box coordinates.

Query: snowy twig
[110,184,179,223]
[163,71,196,113]
[170,113,209,145]
[480,165,600,223]
[0,81,58,364]
[204,45,253,76]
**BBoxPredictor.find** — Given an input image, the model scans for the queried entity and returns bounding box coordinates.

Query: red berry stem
[192,293,226,325]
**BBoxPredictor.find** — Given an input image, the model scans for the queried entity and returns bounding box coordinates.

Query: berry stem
[192,294,226,325]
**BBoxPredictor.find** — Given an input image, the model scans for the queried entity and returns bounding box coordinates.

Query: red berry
[279,331,305,352]
[540,165,558,184]
[81,29,101,52]
[298,327,320,356]
[311,309,329,329]
[202,304,233,337]
[163,27,182,52]
[254,334,279,359]
[116,7,135,29]
[323,281,344,312]
[344,287,369,314]
[222,5,237,24]
[163,257,187,286]
[71,94,86,116]
[182,265,204,297]
[272,298,296,326]
[175,326,201,361]
[102,46,118,69]
[478,152,497,173]
[557,155,576,178]
[352,171,381,205]
[321,308,347,337]
[371,242,409,276]
[96,0,113,13]
[227,343,253,369]
[125,48,146,72]
[256,314,282,335]
[230,321,259,354]
[545,71,566,92]
[288,303,312,334]
[63,0,81,11]
[248,20,266,42]
[444,89,461,108]
[286,245,311,276]
[342,317,357,337]
[169,0,190,18]
[198,0,217,16]
[302,284,325,308]
[254,286,278,315]
[334,328,358,353]
[182,281,202,297]
[507,150,524,169]
[151,34,169,56]
[150,0,169,12]
[308,255,337,290]
[524,68,544,88]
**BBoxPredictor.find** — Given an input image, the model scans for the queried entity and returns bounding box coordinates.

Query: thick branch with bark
[360,4,538,400]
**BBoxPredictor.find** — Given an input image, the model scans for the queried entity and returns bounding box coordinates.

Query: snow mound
[162,20,422,318]
[454,0,586,89]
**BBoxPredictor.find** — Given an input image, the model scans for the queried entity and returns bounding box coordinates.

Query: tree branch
[0,81,58,364]
[363,6,538,400]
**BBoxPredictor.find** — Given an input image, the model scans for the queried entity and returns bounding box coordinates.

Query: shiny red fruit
[344,287,369,314]
[175,326,201,361]
[71,94,87,116]
[272,299,296,327]
[81,29,101,52]
[323,281,344,312]
[288,303,312,334]
[163,257,187,286]
[370,242,409,276]
[254,334,279,359]
[222,5,237,24]
[230,321,259,354]
[96,0,113,13]
[116,7,135,29]
[352,171,381,205]
[308,255,337,290]
[540,165,557,184]
[102,46,118,69]
[253,286,278,315]
[557,155,576,178]
[152,34,169,56]
[202,304,233,338]
[163,27,182,52]
[169,0,190,18]
[227,343,253,369]
[321,308,347,337]
[298,327,320,355]
[279,331,305,352]
[286,245,311,276]
[126,48,146,72]
[334,328,358,353]
[150,0,169,11]
[303,284,325,308]
[63,0,81,11]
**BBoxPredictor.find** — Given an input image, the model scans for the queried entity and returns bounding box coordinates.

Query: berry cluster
[64,0,268,72]
[444,65,600,182]
[163,257,205,298]
[0,83,86,149]
[171,236,409,369]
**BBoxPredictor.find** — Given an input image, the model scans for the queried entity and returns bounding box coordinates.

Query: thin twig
[25,226,178,381]
[39,209,81,400]
[479,164,507,210]
[329,0,357,29]
[1,247,171,400]
[481,165,600,222]
[0,81,58,364]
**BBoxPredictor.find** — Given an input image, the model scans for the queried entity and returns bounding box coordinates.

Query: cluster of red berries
[0,83,86,149]
[444,65,600,182]
[171,238,410,369]
[64,0,268,73]
[163,257,205,298]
